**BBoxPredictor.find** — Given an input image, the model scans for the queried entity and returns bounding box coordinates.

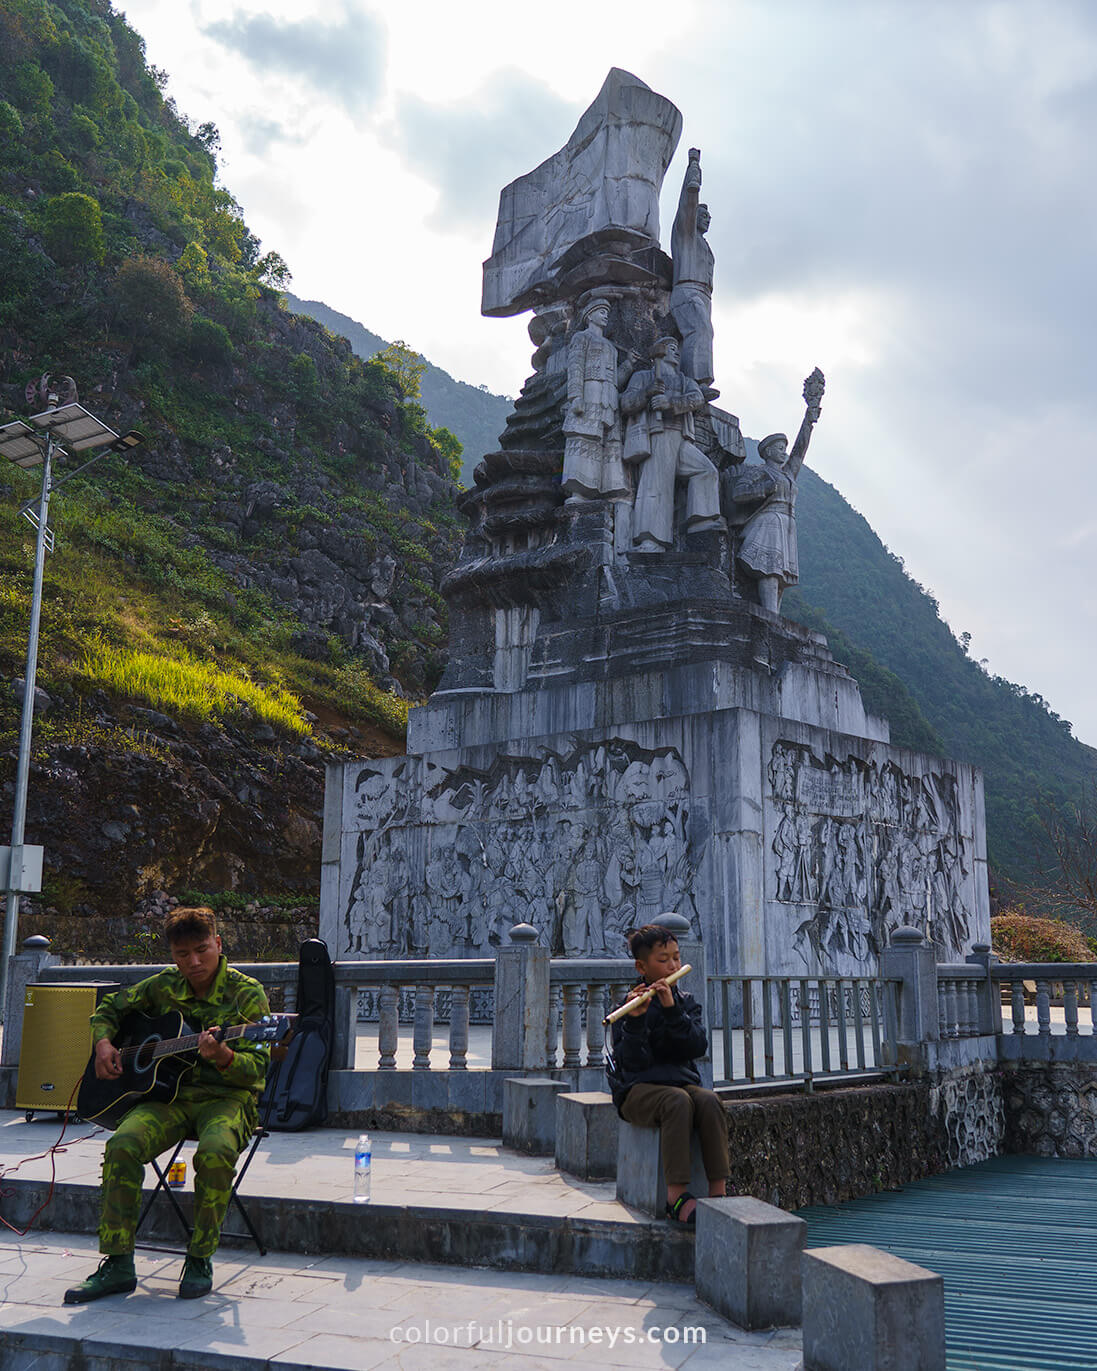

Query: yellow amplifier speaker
[16,982,119,1120]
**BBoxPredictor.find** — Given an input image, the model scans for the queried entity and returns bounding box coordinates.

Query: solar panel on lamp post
[0,405,143,1023]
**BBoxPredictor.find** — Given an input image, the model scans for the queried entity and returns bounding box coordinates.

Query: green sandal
[666,1193,697,1225]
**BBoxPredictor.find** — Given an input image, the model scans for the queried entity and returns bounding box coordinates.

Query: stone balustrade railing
[935,965,989,1040]
[0,928,638,1076]
[991,964,1097,1038]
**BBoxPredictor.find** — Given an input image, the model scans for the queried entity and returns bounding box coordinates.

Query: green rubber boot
[178,1253,213,1299]
[63,1253,137,1304]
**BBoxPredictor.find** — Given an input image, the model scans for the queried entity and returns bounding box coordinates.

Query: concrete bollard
[615,1120,709,1216]
[554,1092,618,1180]
[502,1077,569,1155]
[802,1244,946,1371]
[695,1197,805,1329]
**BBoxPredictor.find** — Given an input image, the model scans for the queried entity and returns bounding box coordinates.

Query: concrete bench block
[502,1077,569,1155]
[615,1120,710,1216]
[695,1197,806,1329]
[554,1092,619,1180]
[802,1244,946,1371]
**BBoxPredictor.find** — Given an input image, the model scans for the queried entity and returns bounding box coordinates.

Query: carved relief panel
[342,740,698,959]
[768,740,974,964]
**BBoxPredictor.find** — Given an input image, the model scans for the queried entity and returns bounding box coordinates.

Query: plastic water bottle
[353,1133,372,1203]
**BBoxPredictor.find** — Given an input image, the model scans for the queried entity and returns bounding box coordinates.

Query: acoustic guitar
[77,1011,295,1130]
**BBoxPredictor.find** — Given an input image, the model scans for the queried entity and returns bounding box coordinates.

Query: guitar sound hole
[134,1041,157,1073]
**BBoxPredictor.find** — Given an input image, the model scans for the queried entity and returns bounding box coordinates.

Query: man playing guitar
[64,907,271,1303]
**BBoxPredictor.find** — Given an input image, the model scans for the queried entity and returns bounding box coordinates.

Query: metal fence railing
[707,975,902,1093]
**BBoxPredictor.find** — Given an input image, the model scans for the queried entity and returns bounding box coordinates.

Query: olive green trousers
[99,1087,257,1258]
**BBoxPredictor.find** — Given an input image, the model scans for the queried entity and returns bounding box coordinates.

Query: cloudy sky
[120,0,1097,743]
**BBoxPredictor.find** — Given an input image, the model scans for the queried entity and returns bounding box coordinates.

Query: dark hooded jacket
[605,984,708,1113]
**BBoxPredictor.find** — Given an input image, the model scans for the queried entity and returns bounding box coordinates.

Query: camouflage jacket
[89,957,270,1098]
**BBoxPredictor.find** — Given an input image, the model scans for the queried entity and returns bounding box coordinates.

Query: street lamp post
[0,401,143,1022]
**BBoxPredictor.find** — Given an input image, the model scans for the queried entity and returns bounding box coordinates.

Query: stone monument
[321,69,990,978]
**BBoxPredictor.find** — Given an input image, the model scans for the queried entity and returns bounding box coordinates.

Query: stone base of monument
[502,1077,570,1154]
[801,1244,946,1371]
[695,1197,805,1329]
[554,1091,618,1180]
[615,1120,710,1216]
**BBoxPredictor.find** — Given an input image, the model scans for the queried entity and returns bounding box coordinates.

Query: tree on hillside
[114,255,190,342]
[41,191,104,267]
[1037,786,1097,935]
[376,340,426,401]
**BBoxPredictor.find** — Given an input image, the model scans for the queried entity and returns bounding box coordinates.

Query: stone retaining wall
[1002,1062,1097,1157]
[724,1083,947,1209]
[930,1058,1005,1168]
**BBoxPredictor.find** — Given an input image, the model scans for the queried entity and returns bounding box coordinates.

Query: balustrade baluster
[1036,979,1051,1036]
[545,984,561,1068]
[852,979,868,1065]
[882,980,900,1066]
[562,985,583,1068]
[721,979,733,1083]
[1010,979,1026,1035]
[948,979,962,1039]
[586,983,606,1065]
[743,979,755,1080]
[799,979,813,1078]
[412,985,435,1069]
[762,978,775,1079]
[836,979,850,1071]
[378,984,399,1070]
[780,980,794,1078]
[449,984,470,1069]
[1064,980,1079,1037]
[868,979,883,1064]
[1090,980,1097,1035]
[959,979,975,1036]
[818,979,832,1074]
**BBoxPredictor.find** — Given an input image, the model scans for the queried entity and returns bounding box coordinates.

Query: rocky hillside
[0,0,463,957]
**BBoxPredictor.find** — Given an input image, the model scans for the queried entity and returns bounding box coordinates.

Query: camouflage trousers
[99,1086,257,1258]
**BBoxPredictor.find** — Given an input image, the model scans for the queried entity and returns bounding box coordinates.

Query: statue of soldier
[671,148,715,393]
[621,336,724,552]
[562,295,628,502]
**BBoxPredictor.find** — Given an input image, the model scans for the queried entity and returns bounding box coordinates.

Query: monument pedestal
[321,614,988,975]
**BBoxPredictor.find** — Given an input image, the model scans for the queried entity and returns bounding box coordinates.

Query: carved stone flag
[481,68,682,317]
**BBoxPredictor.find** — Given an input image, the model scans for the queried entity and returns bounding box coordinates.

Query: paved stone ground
[0,1112,635,1221]
[0,1111,804,1368]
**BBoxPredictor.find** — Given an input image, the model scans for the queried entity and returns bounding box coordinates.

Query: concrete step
[1,1175,694,1282]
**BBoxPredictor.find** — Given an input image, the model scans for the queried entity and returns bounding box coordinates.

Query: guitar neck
[141,1023,253,1063]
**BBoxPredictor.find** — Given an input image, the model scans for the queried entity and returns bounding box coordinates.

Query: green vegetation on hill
[0,0,461,749]
[787,466,1097,890]
[286,295,513,486]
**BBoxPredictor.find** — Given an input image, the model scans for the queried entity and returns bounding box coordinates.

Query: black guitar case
[260,939,336,1131]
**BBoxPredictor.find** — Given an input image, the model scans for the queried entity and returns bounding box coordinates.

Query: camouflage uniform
[89,958,270,1258]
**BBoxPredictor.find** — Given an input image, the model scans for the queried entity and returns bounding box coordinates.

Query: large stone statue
[670,148,715,393]
[562,295,628,502]
[324,72,992,990]
[621,336,724,551]
[732,369,825,612]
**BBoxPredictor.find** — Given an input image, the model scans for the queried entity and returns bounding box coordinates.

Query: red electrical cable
[0,1074,104,1237]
